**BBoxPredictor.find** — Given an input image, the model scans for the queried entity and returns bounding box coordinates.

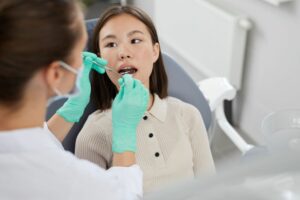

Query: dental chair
[46,18,212,153]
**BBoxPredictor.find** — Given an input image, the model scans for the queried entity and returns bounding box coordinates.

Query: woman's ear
[44,61,63,91]
[152,43,160,63]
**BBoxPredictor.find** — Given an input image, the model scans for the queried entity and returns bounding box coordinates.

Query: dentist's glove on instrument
[56,52,107,122]
[112,74,149,153]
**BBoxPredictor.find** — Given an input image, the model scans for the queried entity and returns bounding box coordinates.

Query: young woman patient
[75,5,215,192]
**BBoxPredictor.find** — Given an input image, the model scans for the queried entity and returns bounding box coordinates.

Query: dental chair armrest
[197,77,254,155]
[197,77,236,112]
[215,104,254,155]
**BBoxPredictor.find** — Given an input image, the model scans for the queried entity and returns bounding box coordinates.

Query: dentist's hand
[56,52,107,122]
[112,74,149,153]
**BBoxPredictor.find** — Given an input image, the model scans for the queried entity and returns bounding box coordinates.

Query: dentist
[0,0,148,199]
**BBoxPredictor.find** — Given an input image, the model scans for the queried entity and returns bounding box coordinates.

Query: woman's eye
[105,42,117,48]
[131,39,142,44]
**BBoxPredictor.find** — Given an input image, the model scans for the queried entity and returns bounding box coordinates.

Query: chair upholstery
[46,19,211,153]
[163,54,211,129]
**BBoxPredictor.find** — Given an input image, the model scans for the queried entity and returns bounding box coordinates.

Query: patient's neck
[147,93,154,111]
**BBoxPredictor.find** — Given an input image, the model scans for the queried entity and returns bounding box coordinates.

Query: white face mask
[47,61,83,106]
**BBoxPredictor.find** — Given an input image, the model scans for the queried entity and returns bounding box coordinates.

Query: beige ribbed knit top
[75,94,215,192]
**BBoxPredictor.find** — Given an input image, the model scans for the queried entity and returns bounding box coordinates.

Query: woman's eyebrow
[128,30,144,36]
[101,34,116,42]
[101,30,144,41]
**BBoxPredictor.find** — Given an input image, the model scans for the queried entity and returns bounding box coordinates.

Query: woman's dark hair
[91,5,168,110]
[0,0,82,106]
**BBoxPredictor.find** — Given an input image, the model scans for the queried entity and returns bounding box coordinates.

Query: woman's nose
[120,54,131,59]
[118,45,132,60]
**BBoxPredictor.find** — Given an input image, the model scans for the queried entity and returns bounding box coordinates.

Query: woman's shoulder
[165,96,200,116]
[81,109,112,136]
[164,96,206,133]
[87,109,112,123]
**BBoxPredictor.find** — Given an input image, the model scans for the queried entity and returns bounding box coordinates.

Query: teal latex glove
[112,74,149,153]
[56,52,107,122]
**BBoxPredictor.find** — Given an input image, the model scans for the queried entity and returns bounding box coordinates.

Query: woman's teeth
[118,67,137,75]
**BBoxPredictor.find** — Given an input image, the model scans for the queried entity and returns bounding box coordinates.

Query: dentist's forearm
[112,152,136,167]
[47,114,74,142]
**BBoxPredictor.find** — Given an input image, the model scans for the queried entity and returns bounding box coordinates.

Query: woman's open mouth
[118,66,138,75]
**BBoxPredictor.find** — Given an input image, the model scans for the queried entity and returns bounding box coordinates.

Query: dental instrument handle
[92,61,121,77]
